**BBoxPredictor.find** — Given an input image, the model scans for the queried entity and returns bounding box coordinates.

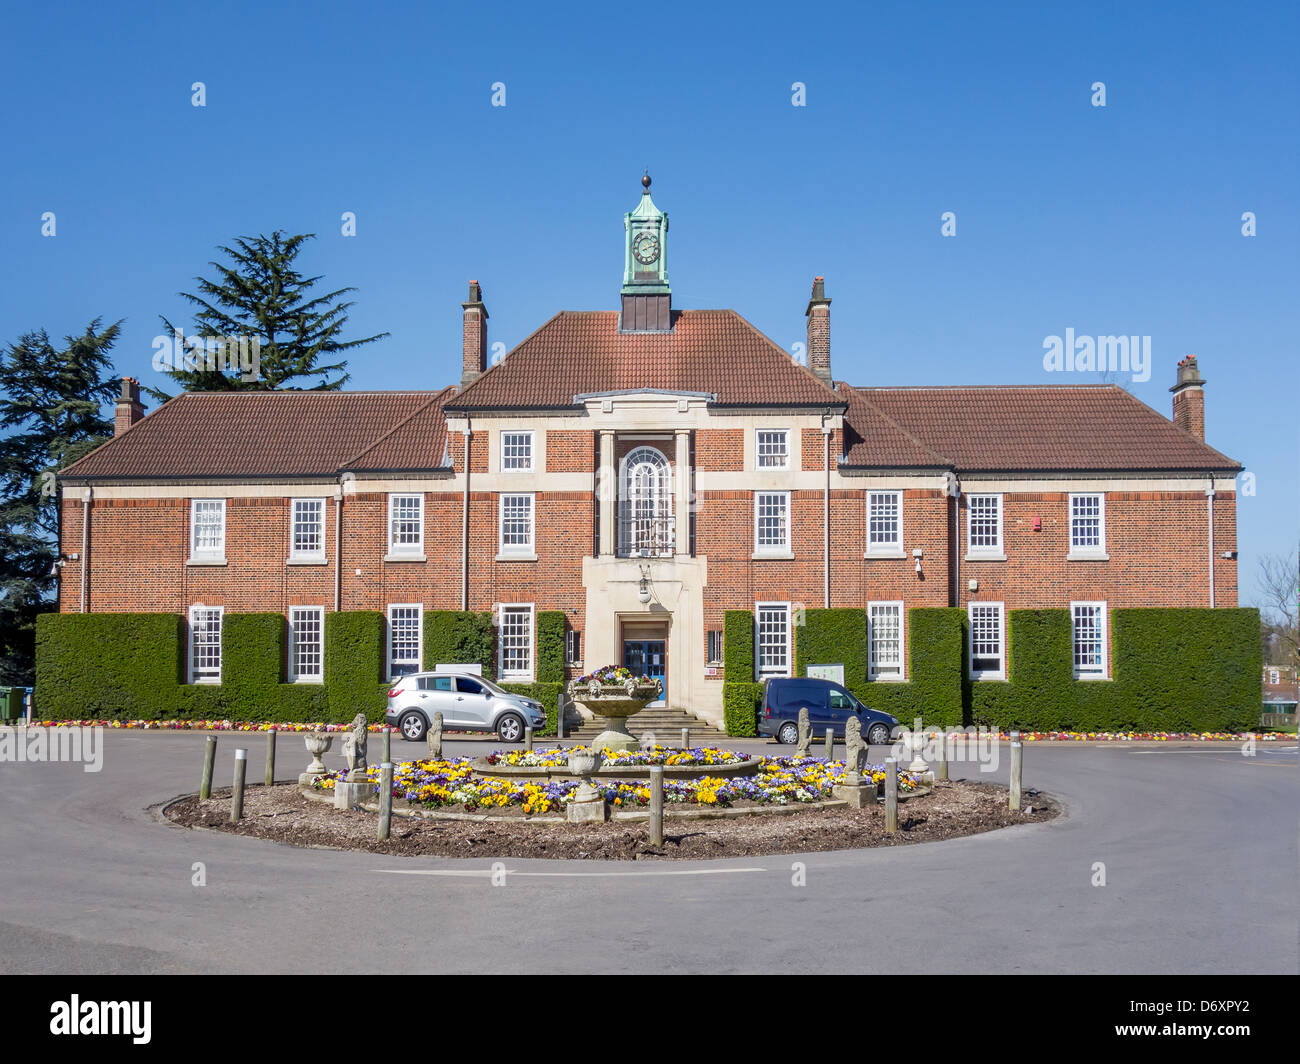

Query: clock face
[632,231,660,265]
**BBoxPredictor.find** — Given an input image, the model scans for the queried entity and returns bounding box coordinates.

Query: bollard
[938,729,949,781]
[231,749,248,822]
[884,757,898,833]
[681,727,690,750]
[649,765,664,848]
[557,693,566,740]
[377,762,394,841]
[1010,733,1023,811]
[200,735,217,800]
[825,729,834,761]
[264,727,277,787]
[382,725,392,765]
[525,726,534,751]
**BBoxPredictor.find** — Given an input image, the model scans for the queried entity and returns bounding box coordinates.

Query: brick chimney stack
[1170,355,1206,441]
[805,276,832,386]
[115,377,144,436]
[461,280,489,387]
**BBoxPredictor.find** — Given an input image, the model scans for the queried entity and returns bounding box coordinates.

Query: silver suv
[385,670,547,743]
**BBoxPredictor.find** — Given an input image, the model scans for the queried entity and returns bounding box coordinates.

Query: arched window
[619,446,673,556]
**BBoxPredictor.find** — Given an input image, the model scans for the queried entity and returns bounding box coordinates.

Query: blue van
[759,677,900,746]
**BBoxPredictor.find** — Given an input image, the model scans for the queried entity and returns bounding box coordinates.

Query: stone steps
[562,708,730,744]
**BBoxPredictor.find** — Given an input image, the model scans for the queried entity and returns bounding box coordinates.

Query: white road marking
[373,867,767,878]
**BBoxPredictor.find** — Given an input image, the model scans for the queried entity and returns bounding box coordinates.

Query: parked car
[385,671,547,743]
[758,677,900,746]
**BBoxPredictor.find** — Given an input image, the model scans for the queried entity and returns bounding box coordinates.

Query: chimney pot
[114,377,144,436]
[461,281,489,387]
[805,276,832,386]
[1170,355,1206,441]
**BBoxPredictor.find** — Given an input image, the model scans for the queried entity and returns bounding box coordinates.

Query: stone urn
[566,748,606,822]
[304,732,333,774]
[568,748,603,800]
[569,676,661,753]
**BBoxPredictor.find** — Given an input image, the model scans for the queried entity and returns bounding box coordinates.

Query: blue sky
[2,0,1296,602]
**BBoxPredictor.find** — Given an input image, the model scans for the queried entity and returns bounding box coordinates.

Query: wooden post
[884,757,898,833]
[649,765,664,847]
[556,691,566,740]
[525,726,534,751]
[382,725,392,765]
[938,729,949,781]
[1010,733,1022,811]
[200,735,217,800]
[377,762,394,841]
[680,727,690,749]
[264,727,277,787]
[231,749,247,822]
[825,729,834,760]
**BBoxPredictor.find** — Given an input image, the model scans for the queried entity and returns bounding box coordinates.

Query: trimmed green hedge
[35,605,1260,732]
[324,611,387,722]
[722,610,759,736]
[794,608,866,692]
[723,682,763,737]
[424,611,494,677]
[723,610,754,681]
[35,612,183,719]
[969,607,1261,733]
[536,611,566,684]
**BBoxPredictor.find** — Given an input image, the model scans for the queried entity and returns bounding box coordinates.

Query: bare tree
[1256,543,1299,667]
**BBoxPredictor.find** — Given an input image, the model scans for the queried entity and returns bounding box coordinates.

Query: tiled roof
[446,310,839,409]
[839,383,1240,472]
[61,390,452,480]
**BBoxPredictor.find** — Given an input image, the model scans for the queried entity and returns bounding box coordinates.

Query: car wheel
[867,723,891,746]
[496,713,524,743]
[399,711,428,742]
[777,721,798,745]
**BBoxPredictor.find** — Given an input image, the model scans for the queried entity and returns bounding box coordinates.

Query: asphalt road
[0,729,1295,973]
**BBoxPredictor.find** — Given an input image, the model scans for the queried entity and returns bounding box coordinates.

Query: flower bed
[311,754,919,815]
[21,721,1286,742]
[484,745,750,769]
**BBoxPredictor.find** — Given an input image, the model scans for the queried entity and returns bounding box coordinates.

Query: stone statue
[427,711,444,760]
[844,716,865,782]
[793,706,813,757]
[342,713,368,779]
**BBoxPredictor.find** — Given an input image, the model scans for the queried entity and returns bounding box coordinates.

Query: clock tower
[620,173,671,332]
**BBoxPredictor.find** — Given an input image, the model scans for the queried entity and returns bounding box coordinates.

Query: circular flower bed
[312,753,919,816]
[484,744,750,769]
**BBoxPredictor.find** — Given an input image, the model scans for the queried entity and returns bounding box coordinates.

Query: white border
[386,603,423,682]
[867,600,906,680]
[967,601,1005,681]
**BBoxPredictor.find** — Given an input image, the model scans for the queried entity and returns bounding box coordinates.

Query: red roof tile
[61,391,450,479]
[840,384,1240,472]
[446,310,839,409]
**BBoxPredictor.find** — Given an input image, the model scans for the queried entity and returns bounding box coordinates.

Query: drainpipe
[821,409,832,609]
[951,475,961,609]
[1206,476,1216,608]
[80,487,92,612]
[461,418,472,611]
[334,484,344,612]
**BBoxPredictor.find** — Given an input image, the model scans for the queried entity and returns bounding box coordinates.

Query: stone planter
[569,678,660,752]
[304,732,333,774]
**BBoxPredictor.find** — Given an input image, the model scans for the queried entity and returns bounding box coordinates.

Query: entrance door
[623,639,667,707]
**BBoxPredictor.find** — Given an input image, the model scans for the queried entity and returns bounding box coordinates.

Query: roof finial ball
[642,170,651,192]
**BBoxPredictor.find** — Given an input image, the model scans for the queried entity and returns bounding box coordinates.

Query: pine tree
[153,230,388,396]
[0,319,120,684]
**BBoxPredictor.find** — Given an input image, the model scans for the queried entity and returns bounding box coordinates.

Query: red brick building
[57,178,1241,725]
